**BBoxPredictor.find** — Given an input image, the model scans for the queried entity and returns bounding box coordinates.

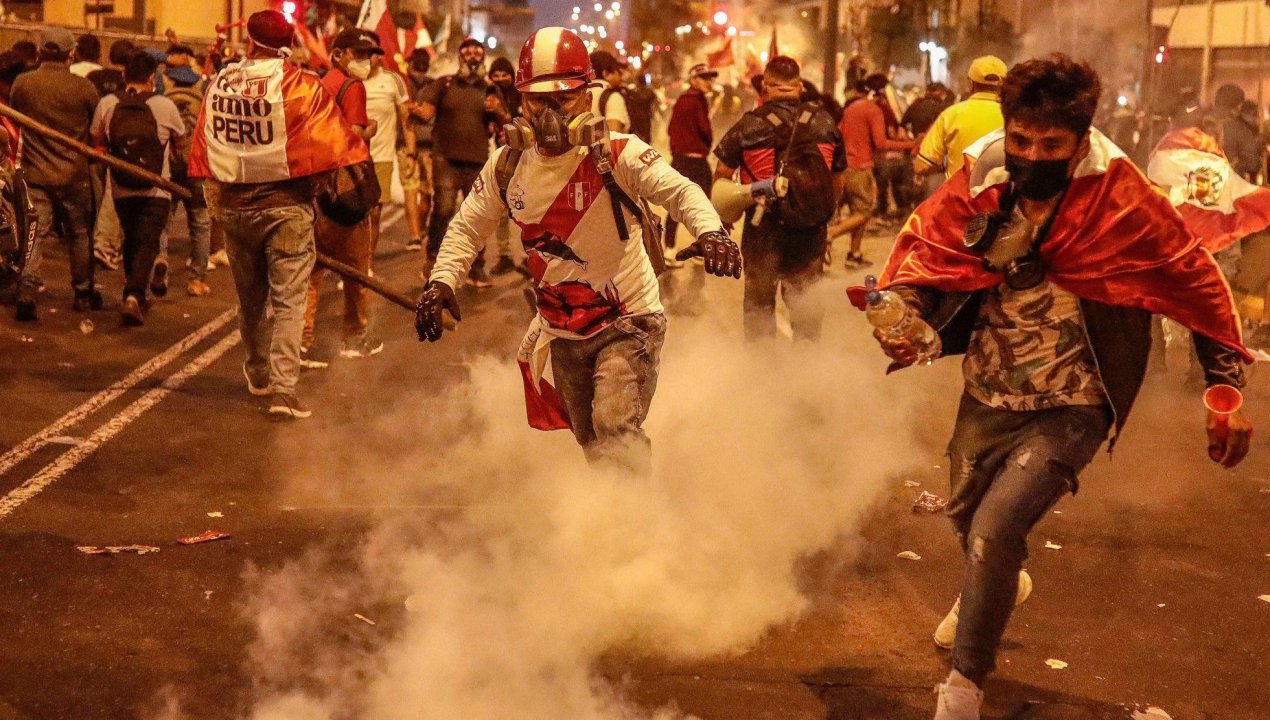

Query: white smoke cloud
[235,281,942,720]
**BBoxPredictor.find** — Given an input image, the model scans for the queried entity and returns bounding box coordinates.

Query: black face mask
[495,79,514,90]
[1004,152,1072,201]
[409,63,429,75]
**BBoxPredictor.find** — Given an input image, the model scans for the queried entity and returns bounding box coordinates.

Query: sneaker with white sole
[243,365,272,396]
[299,346,329,369]
[339,335,384,359]
[267,392,312,419]
[933,677,983,720]
[207,248,230,270]
[933,569,1032,650]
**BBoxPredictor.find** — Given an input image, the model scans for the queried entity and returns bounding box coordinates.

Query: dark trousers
[873,155,912,217]
[944,394,1110,683]
[665,154,712,248]
[740,216,826,341]
[427,156,485,272]
[25,180,96,299]
[115,196,171,301]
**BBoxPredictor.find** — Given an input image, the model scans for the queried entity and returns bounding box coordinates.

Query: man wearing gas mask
[856,55,1253,719]
[416,27,740,471]
[417,37,498,288]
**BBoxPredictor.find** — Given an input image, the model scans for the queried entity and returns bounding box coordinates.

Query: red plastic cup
[1203,384,1244,461]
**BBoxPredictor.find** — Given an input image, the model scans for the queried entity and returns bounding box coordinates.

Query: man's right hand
[873,326,927,368]
[415,281,461,342]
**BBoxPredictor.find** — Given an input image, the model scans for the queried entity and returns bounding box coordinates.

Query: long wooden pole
[0,103,417,313]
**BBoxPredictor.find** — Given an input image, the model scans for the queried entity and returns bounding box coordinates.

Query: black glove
[415,281,461,342]
[674,230,742,278]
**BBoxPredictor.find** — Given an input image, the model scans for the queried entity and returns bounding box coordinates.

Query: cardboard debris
[912,491,947,513]
[1044,658,1068,670]
[896,550,922,561]
[353,613,377,626]
[903,480,921,488]
[1258,595,1270,604]
[1045,541,1063,550]
[177,530,231,545]
[1130,706,1173,720]
[77,544,160,555]
[207,511,223,518]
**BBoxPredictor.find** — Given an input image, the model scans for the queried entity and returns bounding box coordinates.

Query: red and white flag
[188,59,369,183]
[358,0,434,72]
[850,128,1251,362]
[1148,127,1270,253]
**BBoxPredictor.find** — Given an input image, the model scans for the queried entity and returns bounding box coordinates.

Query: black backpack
[315,79,381,226]
[108,90,166,191]
[768,103,836,229]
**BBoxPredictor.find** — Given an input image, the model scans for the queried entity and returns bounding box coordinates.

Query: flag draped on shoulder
[867,128,1251,362]
[1147,127,1270,253]
[188,58,369,184]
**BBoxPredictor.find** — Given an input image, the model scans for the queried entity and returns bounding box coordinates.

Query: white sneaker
[933,569,1032,650]
[933,677,983,720]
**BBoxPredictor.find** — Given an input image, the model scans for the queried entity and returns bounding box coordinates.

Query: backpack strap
[600,86,618,118]
[494,146,523,219]
[335,77,356,108]
[588,141,642,243]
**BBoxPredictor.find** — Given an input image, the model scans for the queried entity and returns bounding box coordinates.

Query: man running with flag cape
[851,55,1252,720]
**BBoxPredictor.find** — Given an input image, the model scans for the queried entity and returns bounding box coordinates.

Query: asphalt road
[0,208,1266,720]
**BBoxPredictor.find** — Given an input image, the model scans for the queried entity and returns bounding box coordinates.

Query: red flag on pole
[707,36,735,69]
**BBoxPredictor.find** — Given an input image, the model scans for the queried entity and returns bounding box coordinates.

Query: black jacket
[893,284,1247,442]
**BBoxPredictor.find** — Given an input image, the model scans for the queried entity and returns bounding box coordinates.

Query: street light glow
[713,10,729,25]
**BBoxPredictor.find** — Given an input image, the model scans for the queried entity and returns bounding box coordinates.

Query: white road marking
[0,332,241,521]
[0,308,238,478]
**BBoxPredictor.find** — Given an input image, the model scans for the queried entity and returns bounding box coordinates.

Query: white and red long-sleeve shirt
[430,133,722,339]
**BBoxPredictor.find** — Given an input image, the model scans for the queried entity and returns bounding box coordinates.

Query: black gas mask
[1004,152,1073,202]
[528,96,577,153]
[963,185,1067,292]
[459,58,486,80]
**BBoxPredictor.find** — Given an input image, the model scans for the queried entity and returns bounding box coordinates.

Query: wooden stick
[0,102,425,314]
[0,102,192,200]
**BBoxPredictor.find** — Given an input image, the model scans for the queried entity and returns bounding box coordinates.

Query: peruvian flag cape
[1147,127,1270,253]
[188,59,369,183]
[865,128,1251,362]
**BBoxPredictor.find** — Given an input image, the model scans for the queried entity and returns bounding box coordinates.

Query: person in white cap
[417,27,740,471]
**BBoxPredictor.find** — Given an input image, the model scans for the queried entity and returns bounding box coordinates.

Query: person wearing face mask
[416,37,499,288]
[854,55,1253,720]
[416,28,741,471]
[299,28,383,365]
[402,48,435,254]
[485,55,525,276]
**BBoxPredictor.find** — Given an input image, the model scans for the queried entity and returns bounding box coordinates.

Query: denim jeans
[427,156,485,271]
[93,173,121,257]
[162,178,211,280]
[220,204,315,395]
[114,196,171,302]
[550,313,667,472]
[945,393,1110,683]
[25,180,96,298]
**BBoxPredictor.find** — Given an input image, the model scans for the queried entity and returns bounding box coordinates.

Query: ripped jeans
[945,393,1110,683]
[550,313,667,473]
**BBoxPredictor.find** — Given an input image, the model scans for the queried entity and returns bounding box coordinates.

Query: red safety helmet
[516,27,593,93]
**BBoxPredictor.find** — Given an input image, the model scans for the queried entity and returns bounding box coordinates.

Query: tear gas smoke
[239,284,943,720]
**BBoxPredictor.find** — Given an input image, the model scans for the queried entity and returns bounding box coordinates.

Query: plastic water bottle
[862,275,941,365]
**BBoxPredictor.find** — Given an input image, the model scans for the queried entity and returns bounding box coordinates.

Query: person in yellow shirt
[914,56,1006,179]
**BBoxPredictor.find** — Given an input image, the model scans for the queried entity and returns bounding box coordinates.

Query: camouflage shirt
[962,207,1107,411]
